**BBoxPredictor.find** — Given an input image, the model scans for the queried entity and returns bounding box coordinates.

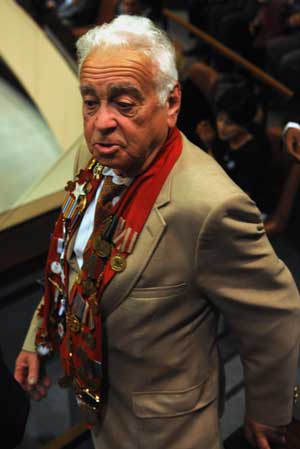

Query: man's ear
[167,84,181,128]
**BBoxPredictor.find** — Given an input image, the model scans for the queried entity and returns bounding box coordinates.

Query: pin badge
[51,261,62,274]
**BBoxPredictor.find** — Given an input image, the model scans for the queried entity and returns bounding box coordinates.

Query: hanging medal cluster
[35,158,132,425]
[35,158,104,357]
[58,173,130,421]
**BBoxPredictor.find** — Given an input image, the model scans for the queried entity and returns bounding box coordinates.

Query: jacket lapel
[64,150,173,317]
[100,173,172,317]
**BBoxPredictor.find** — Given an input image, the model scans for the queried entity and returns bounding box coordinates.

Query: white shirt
[73,167,132,268]
[282,121,300,137]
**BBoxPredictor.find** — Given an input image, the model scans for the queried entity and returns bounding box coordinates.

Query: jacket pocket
[130,283,187,300]
[132,375,216,418]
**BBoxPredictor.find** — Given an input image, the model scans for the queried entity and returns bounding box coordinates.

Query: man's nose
[94,105,117,135]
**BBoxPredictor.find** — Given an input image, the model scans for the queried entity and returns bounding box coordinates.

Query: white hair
[76,15,178,104]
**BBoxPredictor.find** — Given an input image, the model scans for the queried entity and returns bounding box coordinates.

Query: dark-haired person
[196,82,272,214]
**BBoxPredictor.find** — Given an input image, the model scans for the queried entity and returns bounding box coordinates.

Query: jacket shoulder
[172,133,248,209]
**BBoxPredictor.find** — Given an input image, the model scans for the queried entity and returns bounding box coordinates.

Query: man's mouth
[91,142,125,158]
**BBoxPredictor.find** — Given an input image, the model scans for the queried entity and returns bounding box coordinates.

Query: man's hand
[14,350,51,401]
[244,416,287,449]
[284,127,300,162]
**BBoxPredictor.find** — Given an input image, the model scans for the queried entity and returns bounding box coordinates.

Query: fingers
[244,416,287,449]
[27,353,40,387]
[14,351,32,388]
[29,379,51,401]
[255,430,286,449]
[41,375,52,388]
[255,433,271,449]
[285,128,300,162]
[14,351,51,400]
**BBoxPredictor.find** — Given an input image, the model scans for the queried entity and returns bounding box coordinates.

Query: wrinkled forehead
[79,47,158,92]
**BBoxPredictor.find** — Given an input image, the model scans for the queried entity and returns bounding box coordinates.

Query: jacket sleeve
[22,298,44,352]
[195,192,300,426]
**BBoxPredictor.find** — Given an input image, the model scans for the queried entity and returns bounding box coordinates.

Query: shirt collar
[102,166,133,186]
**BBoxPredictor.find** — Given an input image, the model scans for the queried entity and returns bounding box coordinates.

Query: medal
[89,294,100,316]
[36,343,52,356]
[51,261,62,274]
[77,195,87,213]
[110,254,127,272]
[94,238,112,258]
[81,279,96,297]
[84,254,99,279]
[93,163,104,179]
[58,296,66,317]
[72,183,86,200]
[73,293,86,320]
[66,311,81,333]
[84,181,93,194]
[57,321,65,338]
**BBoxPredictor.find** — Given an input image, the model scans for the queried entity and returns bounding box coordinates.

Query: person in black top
[196,80,272,213]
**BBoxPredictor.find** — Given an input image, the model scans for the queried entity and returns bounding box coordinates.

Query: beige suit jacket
[24,133,300,449]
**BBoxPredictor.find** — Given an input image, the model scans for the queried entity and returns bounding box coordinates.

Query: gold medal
[66,311,81,333]
[77,195,87,213]
[88,158,97,170]
[84,181,93,194]
[111,254,127,272]
[82,279,96,297]
[93,163,103,179]
[95,239,112,258]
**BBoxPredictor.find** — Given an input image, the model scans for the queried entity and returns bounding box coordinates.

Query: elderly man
[15,15,300,449]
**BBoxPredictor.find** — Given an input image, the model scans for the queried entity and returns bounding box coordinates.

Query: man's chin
[91,155,130,176]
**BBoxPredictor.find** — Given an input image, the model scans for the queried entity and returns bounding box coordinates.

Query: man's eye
[116,102,134,112]
[84,99,98,109]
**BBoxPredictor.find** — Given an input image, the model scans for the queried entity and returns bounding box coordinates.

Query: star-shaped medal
[72,182,86,200]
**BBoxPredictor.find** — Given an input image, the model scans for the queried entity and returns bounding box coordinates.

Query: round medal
[95,240,112,258]
[110,254,127,272]
[82,279,96,297]
[58,321,65,338]
[51,261,62,274]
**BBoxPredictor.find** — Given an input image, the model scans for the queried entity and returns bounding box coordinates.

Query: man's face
[80,48,180,176]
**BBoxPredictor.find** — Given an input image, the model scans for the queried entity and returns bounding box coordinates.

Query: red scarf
[36,127,182,423]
